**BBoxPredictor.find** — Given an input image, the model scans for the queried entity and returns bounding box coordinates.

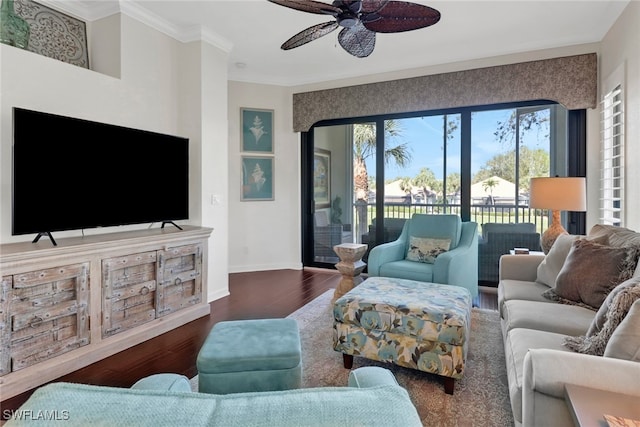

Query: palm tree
[412,167,439,202]
[353,120,410,202]
[353,120,410,241]
[398,177,412,193]
[482,178,498,204]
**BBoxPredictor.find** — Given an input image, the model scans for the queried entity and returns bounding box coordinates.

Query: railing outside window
[353,201,548,245]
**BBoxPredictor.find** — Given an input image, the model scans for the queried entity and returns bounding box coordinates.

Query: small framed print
[241,156,274,201]
[241,108,273,153]
[314,149,331,208]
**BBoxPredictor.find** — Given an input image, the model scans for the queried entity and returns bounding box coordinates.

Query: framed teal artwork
[241,108,273,153]
[241,156,274,201]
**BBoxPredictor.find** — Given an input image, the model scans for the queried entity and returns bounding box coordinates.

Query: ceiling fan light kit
[268,0,441,58]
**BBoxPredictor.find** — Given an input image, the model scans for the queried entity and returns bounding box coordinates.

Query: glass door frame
[302,101,586,269]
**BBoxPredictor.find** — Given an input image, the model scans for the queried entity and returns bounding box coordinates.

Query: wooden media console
[0,226,212,400]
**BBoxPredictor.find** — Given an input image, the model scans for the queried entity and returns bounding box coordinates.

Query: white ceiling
[49,0,630,86]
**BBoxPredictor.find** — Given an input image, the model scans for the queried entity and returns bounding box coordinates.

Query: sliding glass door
[302,101,582,269]
[310,124,357,264]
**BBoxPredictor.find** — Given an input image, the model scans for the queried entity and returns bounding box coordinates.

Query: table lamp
[529,177,587,254]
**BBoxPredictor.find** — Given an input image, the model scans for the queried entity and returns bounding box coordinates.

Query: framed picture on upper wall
[241,108,273,153]
[314,149,331,208]
[14,0,90,69]
[241,156,274,201]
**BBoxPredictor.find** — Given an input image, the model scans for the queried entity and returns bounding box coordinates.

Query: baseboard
[207,288,230,302]
[228,262,303,274]
[303,266,340,274]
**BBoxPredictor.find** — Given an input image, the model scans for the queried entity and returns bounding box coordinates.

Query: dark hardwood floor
[1,269,498,412]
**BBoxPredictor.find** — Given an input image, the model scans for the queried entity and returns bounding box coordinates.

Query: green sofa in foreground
[5,368,422,426]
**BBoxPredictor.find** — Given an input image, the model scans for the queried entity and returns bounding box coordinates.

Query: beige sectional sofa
[497,224,640,427]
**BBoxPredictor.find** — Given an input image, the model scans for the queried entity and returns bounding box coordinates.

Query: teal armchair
[367,214,479,298]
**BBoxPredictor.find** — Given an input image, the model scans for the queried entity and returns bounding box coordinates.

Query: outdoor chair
[361,217,407,261]
[314,211,351,258]
[477,223,541,283]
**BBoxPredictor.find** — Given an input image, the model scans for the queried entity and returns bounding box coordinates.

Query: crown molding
[178,25,234,53]
[36,0,120,21]
[122,1,232,52]
[119,1,182,37]
[36,0,232,53]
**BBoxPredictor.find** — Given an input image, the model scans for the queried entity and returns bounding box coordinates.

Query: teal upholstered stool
[131,373,192,392]
[197,318,302,394]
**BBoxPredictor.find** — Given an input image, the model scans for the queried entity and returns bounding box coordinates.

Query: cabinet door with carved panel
[102,252,157,338]
[156,244,203,317]
[1,276,12,375]
[1,263,90,374]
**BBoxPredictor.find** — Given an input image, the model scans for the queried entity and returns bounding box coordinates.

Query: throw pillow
[588,224,640,248]
[564,284,640,356]
[406,236,451,264]
[535,234,608,287]
[589,224,640,277]
[604,299,640,361]
[586,276,640,336]
[536,234,581,287]
[542,239,640,309]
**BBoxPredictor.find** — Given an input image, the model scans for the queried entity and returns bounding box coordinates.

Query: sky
[368,107,549,182]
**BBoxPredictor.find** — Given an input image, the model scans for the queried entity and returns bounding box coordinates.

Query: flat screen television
[12,107,189,244]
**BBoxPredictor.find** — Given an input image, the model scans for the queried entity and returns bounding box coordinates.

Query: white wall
[199,42,230,301]
[599,1,640,231]
[88,14,121,79]
[227,82,300,272]
[0,14,230,302]
[226,31,640,273]
[176,40,230,301]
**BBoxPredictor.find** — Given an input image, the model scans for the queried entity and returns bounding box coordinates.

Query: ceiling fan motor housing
[335,0,362,27]
[337,13,358,28]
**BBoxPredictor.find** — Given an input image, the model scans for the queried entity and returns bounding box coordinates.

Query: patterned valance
[293,53,597,132]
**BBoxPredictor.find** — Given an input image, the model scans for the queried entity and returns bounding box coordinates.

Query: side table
[332,243,367,302]
[564,384,640,427]
[509,249,545,256]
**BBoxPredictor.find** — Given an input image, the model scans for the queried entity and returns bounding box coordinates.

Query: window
[600,76,624,226]
[470,106,559,230]
[303,101,585,268]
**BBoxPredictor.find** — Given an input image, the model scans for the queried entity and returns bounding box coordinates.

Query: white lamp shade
[529,177,587,211]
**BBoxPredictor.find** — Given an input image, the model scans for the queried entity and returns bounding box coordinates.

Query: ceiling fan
[267,0,441,58]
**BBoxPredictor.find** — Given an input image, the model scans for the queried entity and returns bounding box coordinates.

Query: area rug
[192,290,514,426]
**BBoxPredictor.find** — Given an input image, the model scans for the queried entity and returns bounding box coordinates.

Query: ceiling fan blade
[338,23,376,58]
[361,0,390,13]
[281,21,339,50]
[362,1,440,33]
[267,0,341,15]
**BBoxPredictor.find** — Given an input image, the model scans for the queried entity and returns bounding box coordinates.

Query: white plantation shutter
[600,83,624,226]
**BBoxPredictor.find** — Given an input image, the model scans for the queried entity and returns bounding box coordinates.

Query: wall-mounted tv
[12,107,189,244]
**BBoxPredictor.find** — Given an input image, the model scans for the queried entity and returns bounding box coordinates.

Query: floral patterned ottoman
[333,276,472,394]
